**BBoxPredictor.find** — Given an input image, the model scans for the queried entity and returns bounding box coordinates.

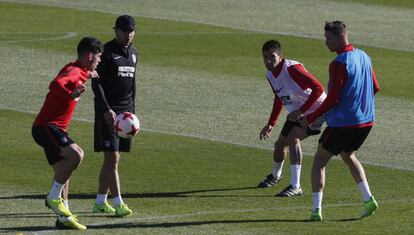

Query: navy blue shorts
[94,112,131,152]
[32,124,75,165]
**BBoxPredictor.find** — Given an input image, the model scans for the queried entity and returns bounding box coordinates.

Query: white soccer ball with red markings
[114,112,140,138]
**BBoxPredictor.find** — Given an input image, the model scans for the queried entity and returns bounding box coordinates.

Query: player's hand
[104,109,116,126]
[259,124,273,140]
[70,84,86,99]
[300,117,310,128]
[88,70,99,79]
[287,110,303,122]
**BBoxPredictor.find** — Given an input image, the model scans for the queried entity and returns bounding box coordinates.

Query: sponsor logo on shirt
[118,66,135,78]
[275,86,284,93]
[60,137,68,144]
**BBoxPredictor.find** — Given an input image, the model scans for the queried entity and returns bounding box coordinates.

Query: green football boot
[361,196,378,218]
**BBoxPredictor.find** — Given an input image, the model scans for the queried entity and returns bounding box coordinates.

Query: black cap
[114,15,136,31]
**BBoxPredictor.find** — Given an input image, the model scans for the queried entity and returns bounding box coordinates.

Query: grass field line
[0,32,78,44]
[3,0,414,52]
[30,197,414,234]
[0,105,282,152]
[1,105,413,174]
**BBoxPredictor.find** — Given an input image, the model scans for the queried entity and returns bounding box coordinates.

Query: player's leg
[93,112,117,213]
[52,144,84,185]
[61,180,69,209]
[112,138,133,217]
[340,126,377,218]
[32,125,86,229]
[275,126,308,197]
[310,144,333,221]
[97,151,131,216]
[100,151,121,197]
[47,143,84,216]
[93,151,119,214]
[257,134,286,188]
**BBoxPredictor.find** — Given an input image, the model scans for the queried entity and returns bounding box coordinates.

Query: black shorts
[318,126,372,155]
[94,111,132,152]
[32,124,75,165]
[280,116,324,138]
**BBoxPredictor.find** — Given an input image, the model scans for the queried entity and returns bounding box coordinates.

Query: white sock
[113,196,124,207]
[290,165,301,189]
[272,161,284,178]
[96,194,108,205]
[47,181,64,199]
[313,192,323,210]
[358,180,372,201]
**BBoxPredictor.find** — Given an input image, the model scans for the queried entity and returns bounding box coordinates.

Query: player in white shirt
[258,40,326,197]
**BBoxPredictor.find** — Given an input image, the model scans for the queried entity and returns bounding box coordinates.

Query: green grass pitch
[0,0,413,234]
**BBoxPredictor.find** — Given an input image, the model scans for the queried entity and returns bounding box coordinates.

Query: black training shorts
[32,124,75,165]
[318,126,372,155]
[280,116,324,138]
[94,112,131,152]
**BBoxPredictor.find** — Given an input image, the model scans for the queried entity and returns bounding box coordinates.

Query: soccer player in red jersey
[32,37,103,230]
[301,21,380,221]
[258,40,326,197]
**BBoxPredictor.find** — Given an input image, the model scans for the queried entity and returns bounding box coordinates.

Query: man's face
[324,31,342,52]
[87,52,102,71]
[262,49,282,71]
[115,28,135,47]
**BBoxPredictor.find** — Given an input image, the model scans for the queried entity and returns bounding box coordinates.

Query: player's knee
[70,148,84,168]
[288,137,301,146]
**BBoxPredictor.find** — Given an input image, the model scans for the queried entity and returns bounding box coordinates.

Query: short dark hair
[324,21,347,37]
[77,37,104,56]
[262,40,281,54]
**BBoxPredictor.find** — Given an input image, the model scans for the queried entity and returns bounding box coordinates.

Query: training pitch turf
[0,0,413,234]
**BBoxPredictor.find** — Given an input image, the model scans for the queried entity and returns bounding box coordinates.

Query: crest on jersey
[60,137,68,144]
[132,54,136,64]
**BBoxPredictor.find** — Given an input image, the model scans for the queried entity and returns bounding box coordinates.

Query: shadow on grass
[0,218,312,232]
[87,218,315,230]
[0,186,262,200]
[0,212,56,219]
[328,217,361,222]
[0,225,58,233]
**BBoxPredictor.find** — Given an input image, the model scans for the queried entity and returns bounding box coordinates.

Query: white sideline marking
[30,198,414,234]
[0,32,78,43]
[0,105,412,172]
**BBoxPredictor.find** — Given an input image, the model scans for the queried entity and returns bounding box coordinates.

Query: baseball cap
[114,15,136,31]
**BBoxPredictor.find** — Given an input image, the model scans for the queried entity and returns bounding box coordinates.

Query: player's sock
[313,192,323,210]
[96,194,108,205]
[290,164,301,189]
[48,180,64,199]
[358,180,373,201]
[272,161,284,178]
[113,196,124,207]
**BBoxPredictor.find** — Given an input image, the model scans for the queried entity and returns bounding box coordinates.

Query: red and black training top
[33,61,89,131]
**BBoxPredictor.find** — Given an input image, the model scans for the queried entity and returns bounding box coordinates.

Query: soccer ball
[114,112,140,138]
